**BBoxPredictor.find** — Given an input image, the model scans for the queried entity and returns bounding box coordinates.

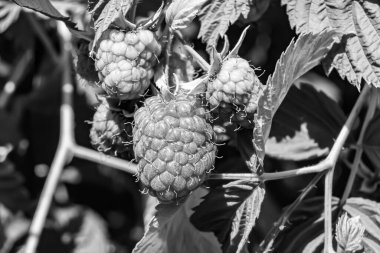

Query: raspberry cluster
[133,96,216,203]
[95,29,162,100]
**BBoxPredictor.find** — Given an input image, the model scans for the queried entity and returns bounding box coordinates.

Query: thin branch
[257,171,326,253]
[24,23,140,253]
[340,88,376,205]
[323,84,371,253]
[72,145,138,174]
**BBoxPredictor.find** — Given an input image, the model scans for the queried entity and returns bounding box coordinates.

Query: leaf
[266,84,349,161]
[91,0,132,53]
[343,197,380,253]
[190,181,253,252]
[282,0,380,89]
[198,0,250,50]
[133,188,222,253]
[231,185,265,253]
[0,2,21,33]
[253,30,338,165]
[11,0,80,32]
[166,0,207,30]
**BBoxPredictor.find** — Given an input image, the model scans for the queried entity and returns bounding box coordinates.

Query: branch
[24,23,140,253]
[25,23,74,253]
[257,171,326,253]
[72,145,138,174]
[340,88,376,205]
[323,84,371,253]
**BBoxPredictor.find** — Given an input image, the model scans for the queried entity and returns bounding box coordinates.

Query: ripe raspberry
[133,95,216,203]
[95,29,162,100]
[90,100,133,157]
[207,57,262,127]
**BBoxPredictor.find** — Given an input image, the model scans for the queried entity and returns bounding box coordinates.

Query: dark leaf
[12,0,81,32]
[363,109,380,169]
[274,197,339,253]
[133,188,221,253]
[191,182,253,251]
[266,84,349,161]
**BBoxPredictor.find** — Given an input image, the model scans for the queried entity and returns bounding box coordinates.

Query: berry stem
[173,30,211,71]
[257,171,326,253]
[340,88,376,205]
[165,29,175,91]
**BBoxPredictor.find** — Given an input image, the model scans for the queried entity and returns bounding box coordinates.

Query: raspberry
[89,99,133,157]
[207,57,262,127]
[133,95,217,203]
[95,29,162,100]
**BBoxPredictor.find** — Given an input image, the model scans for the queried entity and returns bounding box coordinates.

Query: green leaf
[198,0,250,50]
[0,2,21,33]
[266,83,349,161]
[91,0,132,53]
[282,0,380,88]
[253,30,338,165]
[166,0,207,30]
[343,197,380,253]
[190,181,253,252]
[133,188,222,253]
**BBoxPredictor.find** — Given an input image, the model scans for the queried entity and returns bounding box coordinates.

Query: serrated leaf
[282,0,380,88]
[91,0,132,53]
[0,2,21,33]
[12,0,81,32]
[343,198,380,253]
[253,30,338,165]
[190,181,253,252]
[231,185,265,253]
[133,188,221,253]
[198,0,250,50]
[166,0,207,30]
[266,83,349,161]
